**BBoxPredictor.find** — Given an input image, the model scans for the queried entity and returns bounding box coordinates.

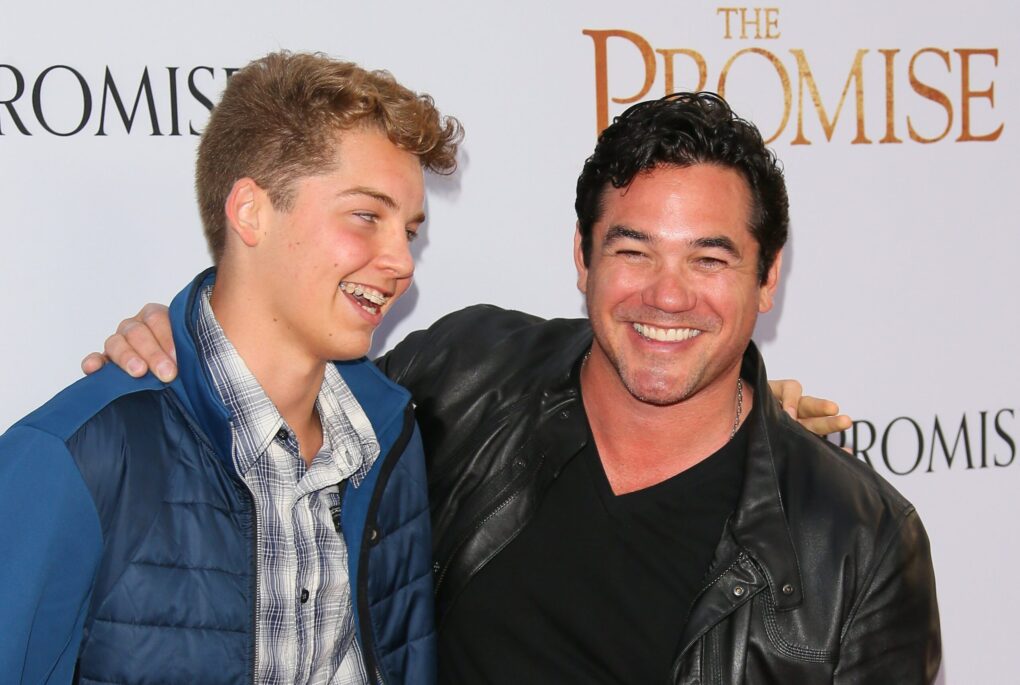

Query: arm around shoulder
[834,507,941,684]
[0,426,104,682]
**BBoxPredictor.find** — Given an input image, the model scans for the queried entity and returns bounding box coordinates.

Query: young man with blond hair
[0,51,460,684]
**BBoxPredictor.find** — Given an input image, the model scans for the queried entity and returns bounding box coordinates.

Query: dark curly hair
[574,92,788,283]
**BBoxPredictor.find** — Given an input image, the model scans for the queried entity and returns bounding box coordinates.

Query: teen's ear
[224,178,266,248]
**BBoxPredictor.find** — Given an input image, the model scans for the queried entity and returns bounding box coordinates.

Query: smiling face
[575,163,781,407]
[228,126,425,364]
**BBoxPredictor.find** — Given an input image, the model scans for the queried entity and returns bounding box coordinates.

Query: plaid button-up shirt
[196,287,377,685]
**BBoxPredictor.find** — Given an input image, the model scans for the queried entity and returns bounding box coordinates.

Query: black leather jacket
[379,305,941,684]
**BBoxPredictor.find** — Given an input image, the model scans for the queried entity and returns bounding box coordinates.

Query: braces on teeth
[340,281,388,306]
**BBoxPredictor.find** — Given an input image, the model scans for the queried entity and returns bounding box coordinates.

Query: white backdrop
[1,2,1016,682]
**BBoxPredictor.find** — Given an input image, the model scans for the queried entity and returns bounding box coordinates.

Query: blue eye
[405,229,419,242]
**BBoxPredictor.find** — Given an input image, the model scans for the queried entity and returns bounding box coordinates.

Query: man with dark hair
[88,92,938,683]
[0,51,461,683]
[385,92,940,683]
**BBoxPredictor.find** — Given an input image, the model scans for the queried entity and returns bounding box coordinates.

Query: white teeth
[633,323,702,342]
[339,281,388,306]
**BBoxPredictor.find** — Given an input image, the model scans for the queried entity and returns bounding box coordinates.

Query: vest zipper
[355,404,416,685]
[247,488,261,684]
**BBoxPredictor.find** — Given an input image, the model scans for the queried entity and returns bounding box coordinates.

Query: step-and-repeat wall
[1,2,1015,681]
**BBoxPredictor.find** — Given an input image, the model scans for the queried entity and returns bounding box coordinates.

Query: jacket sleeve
[834,508,941,684]
[0,425,104,683]
[375,325,431,388]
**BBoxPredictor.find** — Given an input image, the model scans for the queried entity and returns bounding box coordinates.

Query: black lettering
[223,67,241,79]
[32,65,91,136]
[188,66,215,135]
[994,409,1015,467]
[881,416,923,475]
[97,67,162,136]
[927,414,973,471]
[167,67,181,136]
[980,410,988,468]
[0,64,31,135]
[851,419,876,468]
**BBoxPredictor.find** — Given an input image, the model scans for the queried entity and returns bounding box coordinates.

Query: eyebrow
[692,235,740,257]
[338,186,426,224]
[603,226,741,257]
[603,225,652,246]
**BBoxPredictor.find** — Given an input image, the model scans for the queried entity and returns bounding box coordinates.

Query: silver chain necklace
[730,377,744,440]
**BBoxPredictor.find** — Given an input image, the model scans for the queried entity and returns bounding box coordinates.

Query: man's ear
[573,223,588,295]
[758,249,783,313]
[224,178,266,248]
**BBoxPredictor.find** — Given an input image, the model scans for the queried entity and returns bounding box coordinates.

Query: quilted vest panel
[69,390,255,684]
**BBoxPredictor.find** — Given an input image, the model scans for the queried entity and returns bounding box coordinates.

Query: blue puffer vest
[0,270,436,684]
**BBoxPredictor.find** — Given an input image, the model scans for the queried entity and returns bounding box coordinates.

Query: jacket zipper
[433,491,517,597]
[355,404,417,685]
[433,449,547,601]
[246,487,261,684]
[431,393,581,600]
[670,551,751,683]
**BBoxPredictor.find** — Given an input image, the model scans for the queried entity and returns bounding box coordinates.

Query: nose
[644,263,697,313]
[378,226,415,281]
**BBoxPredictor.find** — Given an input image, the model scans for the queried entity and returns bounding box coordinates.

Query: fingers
[103,306,178,382]
[139,303,176,363]
[767,379,804,418]
[103,330,150,378]
[796,395,841,420]
[799,413,853,437]
[80,352,108,375]
[795,394,852,437]
[767,379,854,437]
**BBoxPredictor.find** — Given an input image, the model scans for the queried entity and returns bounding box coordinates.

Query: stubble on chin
[603,348,707,408]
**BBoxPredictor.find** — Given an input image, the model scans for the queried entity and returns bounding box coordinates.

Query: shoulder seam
[16,372,168,442]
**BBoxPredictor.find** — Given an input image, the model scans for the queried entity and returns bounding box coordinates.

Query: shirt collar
[194,285,380,484]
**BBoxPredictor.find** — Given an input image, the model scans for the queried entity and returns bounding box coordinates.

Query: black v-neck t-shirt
[439,406,748,684]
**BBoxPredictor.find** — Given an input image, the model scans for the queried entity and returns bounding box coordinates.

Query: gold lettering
[879,49,903,144]
[717,8,740,39]
[955,48,1003,142]
[718,48,791,144]
[764,8,781,39]
[739,7,763,39]
[583,29,657,135]
[790,48,871,145]
[657,49,708,93]
[907,48,953,144]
